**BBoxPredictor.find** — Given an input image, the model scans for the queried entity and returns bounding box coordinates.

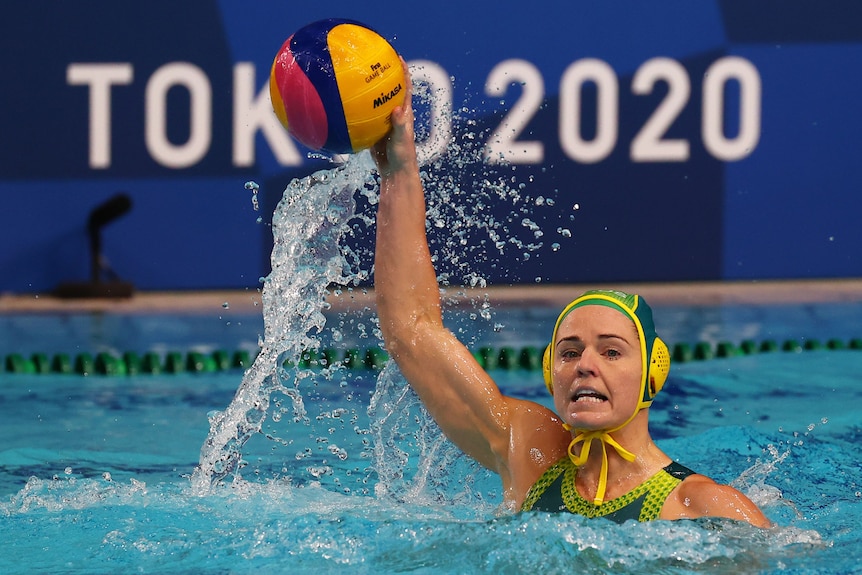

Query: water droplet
[245,181,261,211]
[222,302,230,309]
[521,218,540,234]
[328,444,349,461]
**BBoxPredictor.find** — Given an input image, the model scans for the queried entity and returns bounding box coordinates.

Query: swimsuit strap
[522,459,568,512]
[635,463,691,521]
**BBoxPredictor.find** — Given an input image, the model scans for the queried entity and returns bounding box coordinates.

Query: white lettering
[483,59,545,165]
[145,62,211,168]
[409,60,453,167]
[67,63,133,169]
[630,57,691,162]
[702,56,761,161]
[67,57,762,172]
[559,58,618,164]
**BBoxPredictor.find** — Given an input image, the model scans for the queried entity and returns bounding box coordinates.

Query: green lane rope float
[668,337,862,363]
[0,347,383,376]
[3,338,862,376]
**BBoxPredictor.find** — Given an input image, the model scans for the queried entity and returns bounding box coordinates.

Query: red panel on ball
[271,42,329,151]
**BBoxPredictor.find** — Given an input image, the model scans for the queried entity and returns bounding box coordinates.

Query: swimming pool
[2,296,861,574]
[3,156,861,574]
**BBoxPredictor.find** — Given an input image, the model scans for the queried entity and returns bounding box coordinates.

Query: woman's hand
[371,58,418,178]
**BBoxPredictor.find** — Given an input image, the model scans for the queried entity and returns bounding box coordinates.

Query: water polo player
[370,64,769,527]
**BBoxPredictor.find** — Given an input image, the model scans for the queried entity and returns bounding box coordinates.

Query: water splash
[191,72,564,500]
[367,363,498,515]
[2,471,833,574]
[192,156,377,494]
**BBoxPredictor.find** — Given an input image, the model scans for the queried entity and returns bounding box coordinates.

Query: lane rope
[2,337,861,376]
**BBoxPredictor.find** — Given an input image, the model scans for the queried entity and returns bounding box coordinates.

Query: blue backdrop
[1,1,860,292]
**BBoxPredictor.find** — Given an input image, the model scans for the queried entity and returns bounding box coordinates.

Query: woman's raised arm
[371,65,523,473]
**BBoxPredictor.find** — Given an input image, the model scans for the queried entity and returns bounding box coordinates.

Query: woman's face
[551,305,643,430]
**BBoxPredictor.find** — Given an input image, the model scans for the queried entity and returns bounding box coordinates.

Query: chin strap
[563,424,637,505]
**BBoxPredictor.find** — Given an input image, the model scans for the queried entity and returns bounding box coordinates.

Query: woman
[370,65,769,527]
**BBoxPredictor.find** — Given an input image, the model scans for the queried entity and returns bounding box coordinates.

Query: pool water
[1,342,859,574]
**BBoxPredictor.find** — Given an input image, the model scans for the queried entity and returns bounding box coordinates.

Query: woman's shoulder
[508,397,570,449]
[663,472,771,527]
[504,398,571,502]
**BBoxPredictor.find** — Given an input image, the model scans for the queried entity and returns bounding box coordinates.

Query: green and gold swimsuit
[521,457,696,523]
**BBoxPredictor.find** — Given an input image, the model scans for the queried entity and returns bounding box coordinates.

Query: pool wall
[2,1,862,293]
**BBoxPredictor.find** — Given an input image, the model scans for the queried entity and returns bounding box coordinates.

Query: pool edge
[3,278,862,314]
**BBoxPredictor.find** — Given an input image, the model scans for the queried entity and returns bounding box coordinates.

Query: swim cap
[542,289,669,408]
[541,289,671,505]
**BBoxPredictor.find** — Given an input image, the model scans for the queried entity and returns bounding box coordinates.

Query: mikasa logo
[373,83,402,108]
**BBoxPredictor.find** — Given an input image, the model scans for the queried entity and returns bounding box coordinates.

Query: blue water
[2,308,861,573]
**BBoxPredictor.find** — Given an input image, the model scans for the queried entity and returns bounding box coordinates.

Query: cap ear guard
[542,344,553,395]
[646,336,670,400]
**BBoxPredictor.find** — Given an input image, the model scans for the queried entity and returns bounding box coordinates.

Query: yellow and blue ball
[270,18,406,154]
